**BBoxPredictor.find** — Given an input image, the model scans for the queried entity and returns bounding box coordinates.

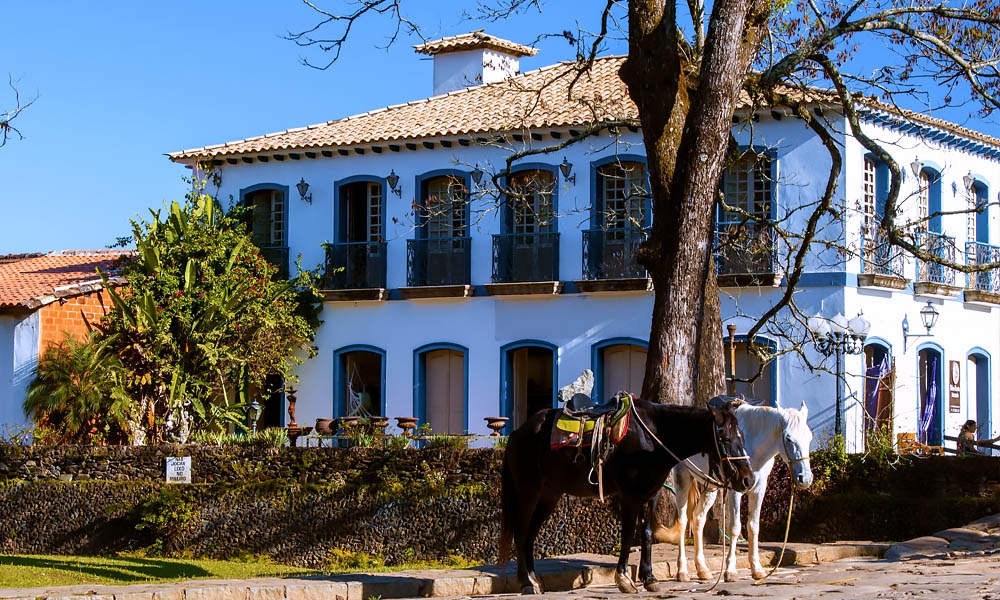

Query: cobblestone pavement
[469,553,1000,600]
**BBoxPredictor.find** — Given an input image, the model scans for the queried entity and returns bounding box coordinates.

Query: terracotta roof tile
[414,30,537,57]
[169,56,634,161]
[0,251,133,311]
[168,55,1000,162]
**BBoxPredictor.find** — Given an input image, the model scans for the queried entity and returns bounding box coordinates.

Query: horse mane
[736,403,810,448]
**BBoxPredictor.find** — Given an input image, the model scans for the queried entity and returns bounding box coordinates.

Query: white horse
[671,401,814,582]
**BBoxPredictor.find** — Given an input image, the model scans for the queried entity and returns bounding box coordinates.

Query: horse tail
[686,478,702,525]
[498,457,515,567]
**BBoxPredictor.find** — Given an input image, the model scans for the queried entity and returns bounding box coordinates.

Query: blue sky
[2,1,627,254]
[2,2,997,254]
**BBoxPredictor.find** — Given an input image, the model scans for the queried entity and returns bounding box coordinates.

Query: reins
[753,483,795,584]
[753,431,802,584]
[630,402,749,489]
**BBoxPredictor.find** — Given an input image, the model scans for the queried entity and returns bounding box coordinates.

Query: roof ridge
[167,56,622,160]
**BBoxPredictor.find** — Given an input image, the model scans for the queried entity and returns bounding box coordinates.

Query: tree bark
[622,0,770,406]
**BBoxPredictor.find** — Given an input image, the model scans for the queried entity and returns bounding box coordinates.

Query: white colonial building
[169,32,1000,452]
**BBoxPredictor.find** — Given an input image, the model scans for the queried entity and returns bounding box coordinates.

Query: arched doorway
[968,350,991,451]
[415,344,467,435]
[723,336,775,404]
[864,342,894,444]
[333,346,384,418]
[501,341,557,431]
[593,339,647,401]
[918,346,944,446]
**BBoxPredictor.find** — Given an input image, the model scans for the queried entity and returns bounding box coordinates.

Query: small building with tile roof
[169,32,1000,453]
[0,251,130,434]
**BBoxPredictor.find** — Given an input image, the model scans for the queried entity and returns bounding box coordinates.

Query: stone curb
[0,541,891,600]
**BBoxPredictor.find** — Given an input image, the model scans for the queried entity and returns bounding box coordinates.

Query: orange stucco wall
[38,291,112,355]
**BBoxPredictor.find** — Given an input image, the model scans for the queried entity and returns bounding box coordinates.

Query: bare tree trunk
[623,0,769,406]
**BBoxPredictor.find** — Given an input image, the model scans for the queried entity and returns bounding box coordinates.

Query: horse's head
[708,399,754,493]
[779,401,814,489]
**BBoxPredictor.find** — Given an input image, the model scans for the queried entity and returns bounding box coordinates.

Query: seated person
[958,420,981,454]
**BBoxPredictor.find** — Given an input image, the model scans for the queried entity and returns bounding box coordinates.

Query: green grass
[0,553,321,589]
[0,552,486,589]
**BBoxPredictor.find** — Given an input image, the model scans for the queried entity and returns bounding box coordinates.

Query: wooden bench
[943,435,1000,455]
[897,432,945,456]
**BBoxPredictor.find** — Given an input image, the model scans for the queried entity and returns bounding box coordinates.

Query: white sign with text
[165,456,191,484]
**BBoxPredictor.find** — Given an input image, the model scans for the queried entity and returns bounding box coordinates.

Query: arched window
[584,158,649,280]
[240,184,289,279]
[597,161,648,234]
[409,173,470,287]
[716,148,777,278]
[494,166,559,283]
[421,175,468,239]
[328,177,388,290]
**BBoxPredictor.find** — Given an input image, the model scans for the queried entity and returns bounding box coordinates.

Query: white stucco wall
[430,49,521,95]
[0,312,38,437]
[198,109,1000,453]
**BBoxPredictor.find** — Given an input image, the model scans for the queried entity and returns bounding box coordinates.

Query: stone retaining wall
[2,445,999,567]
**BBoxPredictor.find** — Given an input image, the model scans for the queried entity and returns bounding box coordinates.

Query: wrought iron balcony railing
[713,224,777,276]
[492,232,560,283]
[966,241,1000,293]
[914,231,957,286]
[581,228,649,280]
[406,237,471,287]
[860,229,906,278]
[322,241,387,289]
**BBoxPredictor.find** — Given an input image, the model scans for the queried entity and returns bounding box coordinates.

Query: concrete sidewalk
[0,540,889,600]
[2,514,998,600]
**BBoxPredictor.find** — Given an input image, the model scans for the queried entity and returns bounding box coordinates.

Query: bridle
[780,427,810,467]
[632,402,749,488]
[709,418,752,484]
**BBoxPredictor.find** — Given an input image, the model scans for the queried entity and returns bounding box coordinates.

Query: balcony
[576,228,651,293]
[858,229,907,290]
[487,232,562,296]
[321,241,388,301]
[400,237,473,299]
[713,224,781,287]
[965,241,1000,305]
[914,231,961,297]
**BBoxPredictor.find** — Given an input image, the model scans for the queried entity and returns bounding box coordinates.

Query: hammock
[347,363,372,417]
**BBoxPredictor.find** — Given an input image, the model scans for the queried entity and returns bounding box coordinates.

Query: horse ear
[800,400,808,416]
[708,402,725,425]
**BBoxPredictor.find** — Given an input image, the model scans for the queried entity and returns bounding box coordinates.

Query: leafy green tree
[24,332,134,445]
[99,183,320,444]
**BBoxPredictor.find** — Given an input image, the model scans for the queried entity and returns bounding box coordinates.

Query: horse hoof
[724,571,737,583]
[696,568,712,580]
[676,572,690,583]
[521,584,542,595]
[643,579,669,593]
[615,572,639,594]
[751,569,767,580]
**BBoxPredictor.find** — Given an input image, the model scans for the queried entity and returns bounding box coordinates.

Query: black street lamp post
[808,312,871,438]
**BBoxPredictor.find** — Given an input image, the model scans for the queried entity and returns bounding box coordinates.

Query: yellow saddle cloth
[551,393,631,448]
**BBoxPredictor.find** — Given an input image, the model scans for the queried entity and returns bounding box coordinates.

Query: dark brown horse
[498,397,754,594]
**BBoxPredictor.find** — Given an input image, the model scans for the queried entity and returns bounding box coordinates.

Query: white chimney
[414,30,538,95]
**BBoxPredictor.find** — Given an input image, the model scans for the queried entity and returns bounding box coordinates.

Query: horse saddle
[551,392,631,449]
